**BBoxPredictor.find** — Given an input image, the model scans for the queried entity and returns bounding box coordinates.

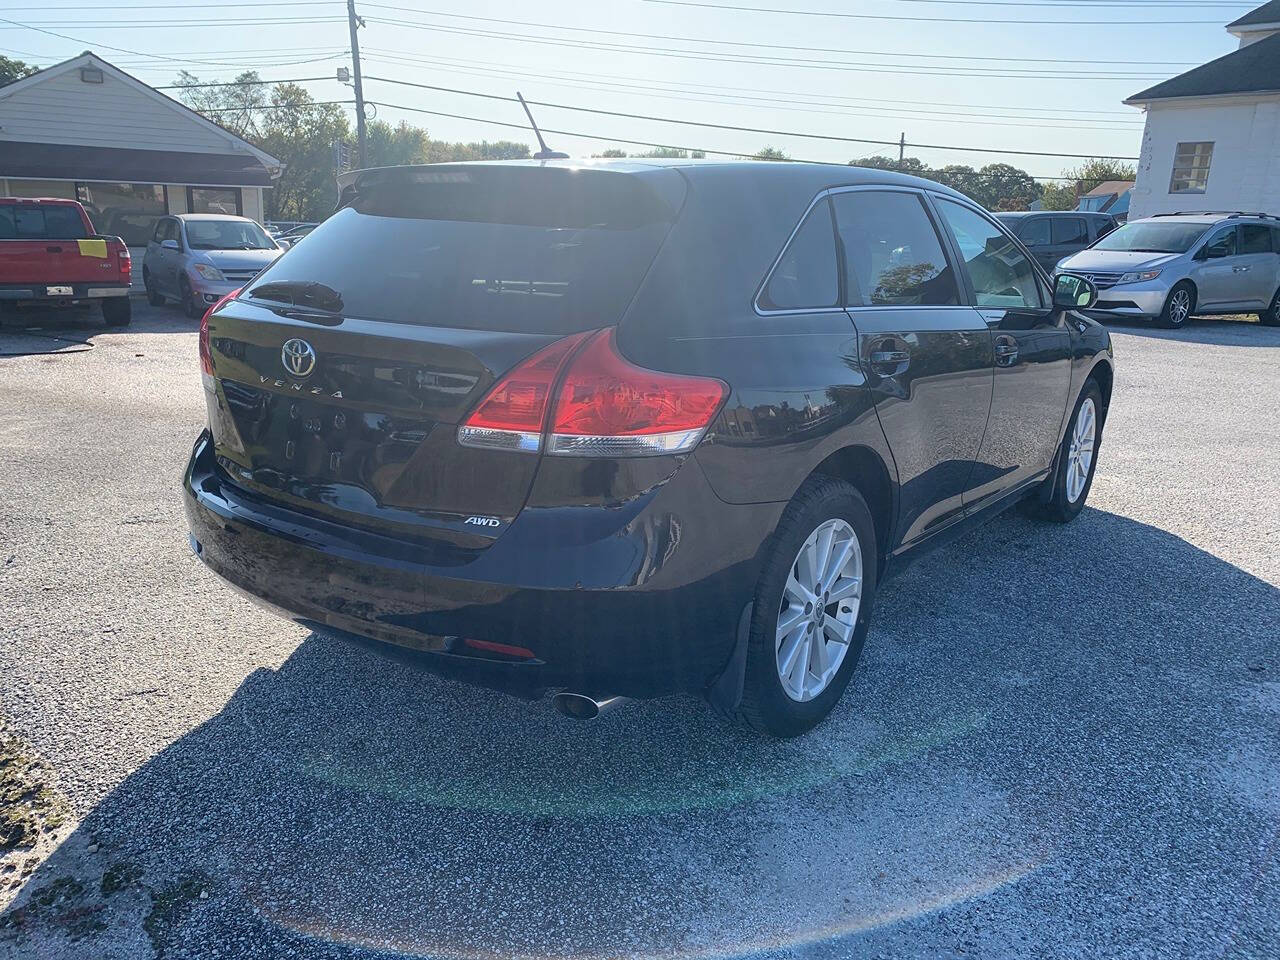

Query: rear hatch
[0,202,123,286]
[204,164,685,543]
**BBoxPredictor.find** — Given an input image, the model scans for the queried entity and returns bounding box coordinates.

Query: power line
[361,50,1143,130]
[355,3,1199,67]
[363,16,1170,80]
[367,98,1103,181]
[642,0,1229,24]
[361,46,1139,117]
[363,75,1140,160]
[154,76,336,89]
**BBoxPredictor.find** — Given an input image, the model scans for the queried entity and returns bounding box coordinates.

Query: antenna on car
[516,92,569,160]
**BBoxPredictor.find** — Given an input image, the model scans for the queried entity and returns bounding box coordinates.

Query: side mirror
[161,239,179,251]
[276,239,291,250]
[1053,273,1097,311]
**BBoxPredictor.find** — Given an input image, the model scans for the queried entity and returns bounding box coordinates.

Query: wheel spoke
[776,605,806,640]
[826,576,861,604]
[822,537,855,589]
[789,631,812,698]
[784,573,816,608]
[811,525,835,589]
[824,617,854,647]
[778,625,806,679]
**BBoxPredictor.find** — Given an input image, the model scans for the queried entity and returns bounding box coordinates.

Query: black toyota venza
[184,160,1113,737]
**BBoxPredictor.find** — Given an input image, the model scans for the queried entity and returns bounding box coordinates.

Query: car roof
[174,213,255,222]
[0,196,82,205]
[1139,213,1279,225]
[996,210,1113,219]
[338,158,975,205]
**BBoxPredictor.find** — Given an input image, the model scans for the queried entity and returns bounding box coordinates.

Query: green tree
[173,70,267,139]
[848,154,929,176]
[752,146,790,161]
[1040,158,1137,211]
[257,83,351,220]
[0,55,37,87]
[366,119,431,167]
[975,163,1041,211]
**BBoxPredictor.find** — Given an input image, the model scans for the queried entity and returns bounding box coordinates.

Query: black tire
[143,270,165,307]
[1260,287,1280,327]
[737,477,878,738]
[179,278,202,319]
[101,297,132,328]
[1158,281,1195,329]
[1028,379,1103,524]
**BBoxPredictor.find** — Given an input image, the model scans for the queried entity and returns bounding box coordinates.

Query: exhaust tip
[553,692,602,720]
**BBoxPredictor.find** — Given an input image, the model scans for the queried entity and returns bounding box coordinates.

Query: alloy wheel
[1169,289,1191,326]
[1066,397,1096,504]
[775,518,862,702]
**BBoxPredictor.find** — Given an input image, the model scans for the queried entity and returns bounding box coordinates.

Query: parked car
[0,197,132,327]
[275,223,317,244]
[184,161,1113,738]
[1056,212,1280,328]
[265,220,315,238]
[995,210,1118,274]
[143,214,284,318]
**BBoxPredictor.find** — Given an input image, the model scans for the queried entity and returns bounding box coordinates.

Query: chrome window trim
[752,189,844,317]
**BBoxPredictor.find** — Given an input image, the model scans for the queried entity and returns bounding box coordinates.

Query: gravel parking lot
[1,301,1277,959]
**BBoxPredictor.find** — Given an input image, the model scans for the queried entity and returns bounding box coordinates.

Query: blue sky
[0,0,1258,178]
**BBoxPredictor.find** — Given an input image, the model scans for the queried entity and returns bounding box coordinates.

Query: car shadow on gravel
[4,508,1278,959]
[1103,315,1280,347]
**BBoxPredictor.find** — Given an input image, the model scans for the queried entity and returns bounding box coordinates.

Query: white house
[0,51,282,257]
[1126,1,1280,220]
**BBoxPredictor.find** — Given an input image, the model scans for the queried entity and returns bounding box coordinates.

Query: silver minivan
[143,214,284,318]
[1056,213,1280,328]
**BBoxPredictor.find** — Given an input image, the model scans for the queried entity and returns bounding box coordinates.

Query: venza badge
[281,338,317,378]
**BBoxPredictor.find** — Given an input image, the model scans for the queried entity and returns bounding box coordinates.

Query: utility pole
[898,132,906,171]
[346,0,367,168]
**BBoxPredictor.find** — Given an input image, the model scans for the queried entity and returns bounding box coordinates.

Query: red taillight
[457,331,592,452]
[199,287,242,377]
[117,244,131,280]
[458,328,727,457]
[548,330,727,456]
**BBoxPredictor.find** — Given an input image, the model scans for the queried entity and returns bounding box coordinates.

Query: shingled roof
[1228,0,1280,29]
[1126,30,1280,103]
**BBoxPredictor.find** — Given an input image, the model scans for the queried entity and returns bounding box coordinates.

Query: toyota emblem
[281,338,316,378]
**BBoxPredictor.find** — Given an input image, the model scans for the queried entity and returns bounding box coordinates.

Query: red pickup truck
[0,197,133,327]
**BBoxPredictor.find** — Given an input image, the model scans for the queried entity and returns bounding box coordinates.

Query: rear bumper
[0,282,129,303]
[183,431,783,697]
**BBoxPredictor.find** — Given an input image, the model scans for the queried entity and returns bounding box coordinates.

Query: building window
[2,179,78,200]
[1170,142,1213,194]
[188,187,242,216]
[76,182,166,246]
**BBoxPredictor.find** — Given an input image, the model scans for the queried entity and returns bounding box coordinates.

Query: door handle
[994,337,1019,366]
[868,340,910,376]
[1233,265,1250,273]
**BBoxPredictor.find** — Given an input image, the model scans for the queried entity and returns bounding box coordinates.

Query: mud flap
[706,601,752,719]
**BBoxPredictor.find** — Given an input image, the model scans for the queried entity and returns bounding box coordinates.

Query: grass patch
[143,871,208,956]
[0,719,66,852]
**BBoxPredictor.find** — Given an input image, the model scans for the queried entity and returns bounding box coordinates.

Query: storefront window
[188,187,241,216]
[76,182,166,246]
[3,179,77,200]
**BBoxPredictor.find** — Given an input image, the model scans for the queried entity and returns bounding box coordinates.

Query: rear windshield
[0,204,89,240]
[244,167,679,333]
[1093,221,1208,254]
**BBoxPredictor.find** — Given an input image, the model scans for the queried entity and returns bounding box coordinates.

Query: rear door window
[831,191,959,307]
[1240,224,1272,254]
[0,204,89,240]
[935,198,1044,309]
[1018,219,1050,247]
[1052,217,1088,246]
[758,199,839,311]
[246,167,681,334]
